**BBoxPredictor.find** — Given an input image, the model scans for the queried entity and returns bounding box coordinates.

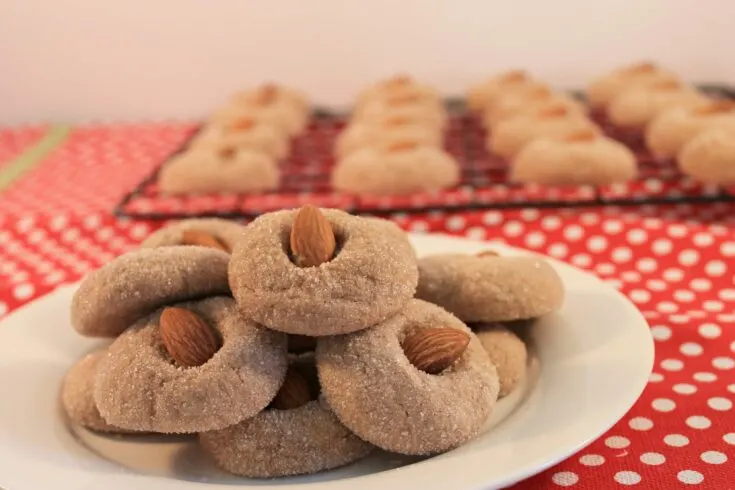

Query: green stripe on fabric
[0,125,72,191]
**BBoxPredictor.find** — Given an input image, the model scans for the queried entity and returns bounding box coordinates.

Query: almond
[218,146,237,160]
[227,117,255,132]
[289,205,336,267]
[270,368,313,410]
[561,129,599,143]
[626,61,656,74]
[477,250,499,257]
[256,83,278,105]
[180,230,230,253]
[401,328,471,374]
[500,70,528,83]
[695,100,735,115]
[386,140,419,153]
[159,307,221,367]
[538,105,570,118]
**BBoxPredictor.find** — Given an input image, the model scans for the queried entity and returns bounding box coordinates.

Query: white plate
[0,233,654,490]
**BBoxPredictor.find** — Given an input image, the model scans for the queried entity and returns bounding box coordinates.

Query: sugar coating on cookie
[511,132,638,186]
[317,299,498,455]
[228,209,418,335]
[94,297,288,433]
[334,119,442,159]
[678,127,735,185]
[199,397,373,477]
[416,254,564,322]
[607,82,708,129]
[645,101,735,158]
[586,62,679,110]
[71,247,230,337]
[189,118,289,160]
[139,218,245,251]
[60,349,137,434]
[473,324,528,398]
[332,144,460,196]
[158,147,280,195]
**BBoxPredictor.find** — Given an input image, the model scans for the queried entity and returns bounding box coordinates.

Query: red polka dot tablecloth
[0,124,734,489]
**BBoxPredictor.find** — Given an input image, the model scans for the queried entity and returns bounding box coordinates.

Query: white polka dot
[621,271,641,283]
[664,434,689,447]
[628,417,653,430]
[699,324,721,339]
[84,214,101,229]
[686,415,711,429]
[652,238,673,255]
[604,435,630,449]
[647,279,667,291]
[719,314,735,323]
[524,231,546,248]
[130,223,150,239]
[447,215,466,231]
[704,300,725,312]
[504,221,524,237]
[724,433,735,445]
[651,326,672,341]
[548,243,569,258]
[571,254,592,268]
[643,217,663,229]
[50,215,68,231]
[630,290,651,304]
[663,268,684,282]
[693,232,714,247]
[649,372,664,383]
[652,398,676,412]
[520,208,539,221]
[626,229,648,245]
[465,227,486,241]
[482,211,503,226]
[563,225,584,241]
[551,471,579,486]
[701,451,727,465]
[540,215,561,230]
[612,247,633,263]
[602,220,623,234]
[680,342,703,356]
[677,470,704,485]
[674,290,696,303]
[720,241,735,256]
[673,383,698,395]
[640,452,665,465]
[705,260,727,277]
[690,278,712,292]
[595,263,616,275]
[693,372,717,382]
[580,212,599,225]
[707,397,732,411]
[713,357,735,370]
[579,454,605,466]
[587,235,608,252]
[636,258,657,273]
[669,314,689,324]
[614,471,641,485]
[728,384,735,394]
[662,360,685,371]
[668,224,689,237]
[657,301,679,313]
[719,289,735,302]
[410,221,428,233]
[12,283,35,301]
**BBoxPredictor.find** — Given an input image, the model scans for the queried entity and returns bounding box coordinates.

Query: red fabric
[0,126,734,489]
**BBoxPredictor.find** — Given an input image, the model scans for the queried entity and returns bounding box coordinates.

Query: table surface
[1,123,733,489]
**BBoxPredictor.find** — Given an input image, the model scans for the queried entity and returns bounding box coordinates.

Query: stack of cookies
[62,206,565,478]
[331,75,460,195]
[158,83,309,195]
[468,70,638,186]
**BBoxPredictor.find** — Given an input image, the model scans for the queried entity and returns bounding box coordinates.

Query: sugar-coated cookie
[473,324,528,398]
[586,61,679,110]
[678,127,735,185]
[189,117,289,160]
[510,130,638,185]
[225,83,310,136]
[139,218,246,252]
[607,81,709,129]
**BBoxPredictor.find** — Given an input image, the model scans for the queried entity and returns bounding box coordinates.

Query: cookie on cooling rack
[355,74,441,110]
[189,116,289,160]
[335,115,443,159]
[483,92,588,132]
[467,70,547,113]
[158,146,279,195]
[586,61,679,110]
[510,129,638,186]
[678,127,735,186]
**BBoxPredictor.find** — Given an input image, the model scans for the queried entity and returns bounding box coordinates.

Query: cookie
[607,81,709,129]
[353,92,447,130]
[94,297,288,433]
[189,117,289,160]
[332,142,460,195]
[586,61,679,110]
[223,83,309,136]
[678,127,735,186]
[645,100,735,158]
[416,253,564,322]
[158,146,280,195]
[483,88,587,130]
[355,74,440,110]
[317,299,499,455]
[467,70,545,112]
[334,117,442,159]
[60,349,137,434]
[510,130,638,185]
[71,247,230,337]
[228,208,418,335]
[473,324,528,398]
[140,218,245,252]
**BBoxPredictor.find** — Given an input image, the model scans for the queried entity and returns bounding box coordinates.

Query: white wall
[1,0,732,124]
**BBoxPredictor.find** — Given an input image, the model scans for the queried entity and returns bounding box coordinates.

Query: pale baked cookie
[94,297,288,433]
[317,299,499,455]
[467,70,545,112]
[607,81,709,129]
[189,116,289,160]
[71,247,230,337]
[61,349,137,434]
[332,142,460,195]
[334,116,443,159]
[158,146,280,195]
[488,106,601,159]
[353,92,447,130]
[483,89,587,130]
[473,324,527,398]
[586,61,679,110]
[225,83,310,136]
[678,127,735,185]
[355,74,441,110]
[416,253,564,322]
[510,130,638,185]
[139,218,245,252]
[645,100,735,158]
[228,208,418,336]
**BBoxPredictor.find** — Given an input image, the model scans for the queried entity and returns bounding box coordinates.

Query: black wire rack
[114,85,735,221]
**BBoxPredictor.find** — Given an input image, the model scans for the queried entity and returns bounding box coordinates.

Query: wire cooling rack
[114,85,735,220]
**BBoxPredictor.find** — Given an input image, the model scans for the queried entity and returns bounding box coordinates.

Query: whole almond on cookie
[289,205,336,267]
[270,368,313,410]
[401,328,471,374]
[180,230,230,253]
[160,307,221,367]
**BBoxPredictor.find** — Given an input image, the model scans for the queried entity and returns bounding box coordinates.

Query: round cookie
[678,127,735,186]
[60,349,137,434]
[334,117,442,159]
[586,61,679,110]
[467,70,545,112]
[94,297,288,433]
[317,299,499,455]
[158,146,280,195]
[510,131,638,185]
[189,118,289,160]
[355,75,440,110]
[483,88,587,130]
[332,143,460,196]
[473,324,527,398]
[139,218,245,252]
[416,253,564,322]
[489,106,600,159]
[645,100,735,159]
[353,93,447,130]
[228,208,418,335]
[606,81,708,129]
[71,246,230,338]
[225,83,310,136]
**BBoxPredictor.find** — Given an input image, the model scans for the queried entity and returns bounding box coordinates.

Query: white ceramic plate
[0,233,654,490]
